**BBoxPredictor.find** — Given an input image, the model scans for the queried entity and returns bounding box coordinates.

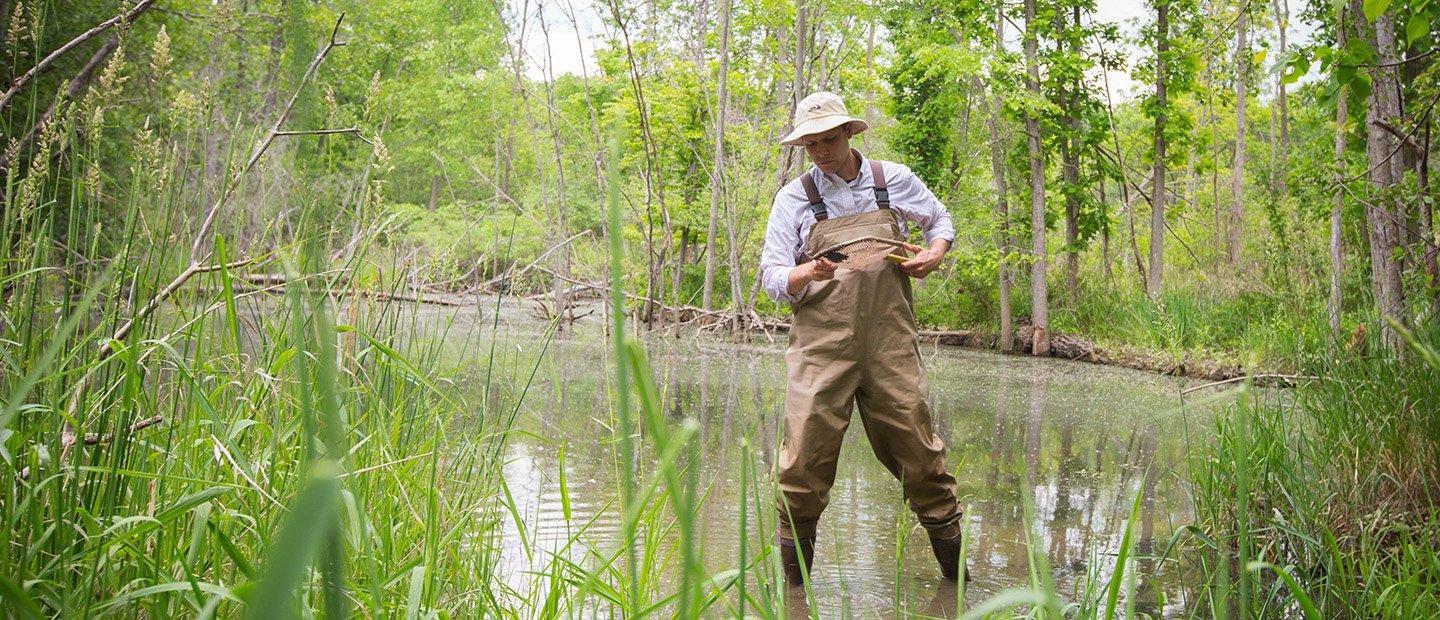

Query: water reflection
[476,327,1201,616]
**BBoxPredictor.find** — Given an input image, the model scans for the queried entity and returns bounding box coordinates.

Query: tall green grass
[1189,323,1440,617]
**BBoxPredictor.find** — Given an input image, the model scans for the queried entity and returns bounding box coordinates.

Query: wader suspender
[799,159,890,222]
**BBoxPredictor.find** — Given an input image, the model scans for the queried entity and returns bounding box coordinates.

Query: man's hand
[899,240,948,278]
[787,257,838,296]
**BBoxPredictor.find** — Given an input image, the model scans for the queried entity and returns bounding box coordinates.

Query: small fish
[821,250,848,262]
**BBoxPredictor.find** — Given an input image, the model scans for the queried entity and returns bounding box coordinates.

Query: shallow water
[444,301,1209,617]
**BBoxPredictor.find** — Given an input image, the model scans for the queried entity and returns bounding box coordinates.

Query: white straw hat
[779,91,868,146]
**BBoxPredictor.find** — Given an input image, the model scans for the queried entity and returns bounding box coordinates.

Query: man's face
[800,124,852,175]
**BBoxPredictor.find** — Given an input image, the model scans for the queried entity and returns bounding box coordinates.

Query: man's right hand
[788,257,838,296]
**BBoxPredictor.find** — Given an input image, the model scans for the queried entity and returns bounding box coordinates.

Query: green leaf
[1282,55,1311,85]
[245,463,342,620]
[0,574,44,620]
[1247,562,1322,620]
[1407,13,1430,43]
[1364,0,1391,21]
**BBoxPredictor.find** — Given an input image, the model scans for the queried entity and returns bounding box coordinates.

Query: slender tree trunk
[1024,0,1049,355]
[1063,4,1082,300]
[988,7,1014,352]
[1101,179,1113,281]
[1363,7,1408,350]
[1149,0,1169,299]
[704,0,731,312]
[1096,25,1147,287]
[606,0,669,326]
[1330,4,1348,344]
[1229,4,1248,266]
[778,0,809,187]
[863,21,876,150]
[1274,0,1290,198]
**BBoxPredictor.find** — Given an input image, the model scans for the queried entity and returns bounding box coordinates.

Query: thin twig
[273,126,373,144]
[0,0,156,111]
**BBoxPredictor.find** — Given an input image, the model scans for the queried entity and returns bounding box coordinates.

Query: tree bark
[1273,0,1290,198]
[1148,0,1169,299]
[1362,6,1408,350]
[1229,3,1248,266]
[1025,0,1050,355]
[703,0,731,311]
[1330,4,1348,344]
[989,6,1014,352]
[1063,3,1082,300]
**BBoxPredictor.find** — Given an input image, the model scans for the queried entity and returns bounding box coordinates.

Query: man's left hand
[899,240,947,278]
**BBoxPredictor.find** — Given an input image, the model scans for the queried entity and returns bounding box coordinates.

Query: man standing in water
[759,91,965,585]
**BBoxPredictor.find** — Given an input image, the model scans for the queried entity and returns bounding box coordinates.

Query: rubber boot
[930,533,971,582]
[779,536,814,587]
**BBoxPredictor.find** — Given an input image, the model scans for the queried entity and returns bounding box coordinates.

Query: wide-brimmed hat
[779,91,868,146]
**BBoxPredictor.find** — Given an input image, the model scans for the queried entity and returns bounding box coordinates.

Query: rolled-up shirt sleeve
[758,185,807,303]
[889,163,955,246]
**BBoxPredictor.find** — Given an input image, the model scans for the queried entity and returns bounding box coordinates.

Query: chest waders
[777,159,965,585]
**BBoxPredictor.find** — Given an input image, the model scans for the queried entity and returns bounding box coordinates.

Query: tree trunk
[988,7,1014,352]
[1148,0,1169,300]
[1063,4,1082,300]
[1229,4,1247,266]
[1360,3,1408,350]
[1024,0,1049,355]
[1329,4,1348,344]
[1274,0,1290,198]
[1101,179,1112,281]
[703,0,731,312]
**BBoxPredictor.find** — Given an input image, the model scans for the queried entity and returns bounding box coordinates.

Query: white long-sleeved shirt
[758,155,955,303]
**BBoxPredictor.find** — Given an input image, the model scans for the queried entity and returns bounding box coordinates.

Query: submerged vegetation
[2,0,1438,617]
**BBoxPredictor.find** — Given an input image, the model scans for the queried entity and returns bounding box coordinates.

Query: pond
[442,301,1209,617]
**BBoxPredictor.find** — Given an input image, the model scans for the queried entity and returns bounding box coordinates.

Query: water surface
[444,303,1207,617]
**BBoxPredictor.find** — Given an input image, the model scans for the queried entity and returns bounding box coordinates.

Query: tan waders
[777,161,964,584]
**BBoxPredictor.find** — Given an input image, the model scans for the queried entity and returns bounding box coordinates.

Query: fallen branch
[477,229,593,291]
[1181,374,1323,395]
[190,278,471,307]
[0,0,156,111]
[103,257,262,357]
[82,414,164,445]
